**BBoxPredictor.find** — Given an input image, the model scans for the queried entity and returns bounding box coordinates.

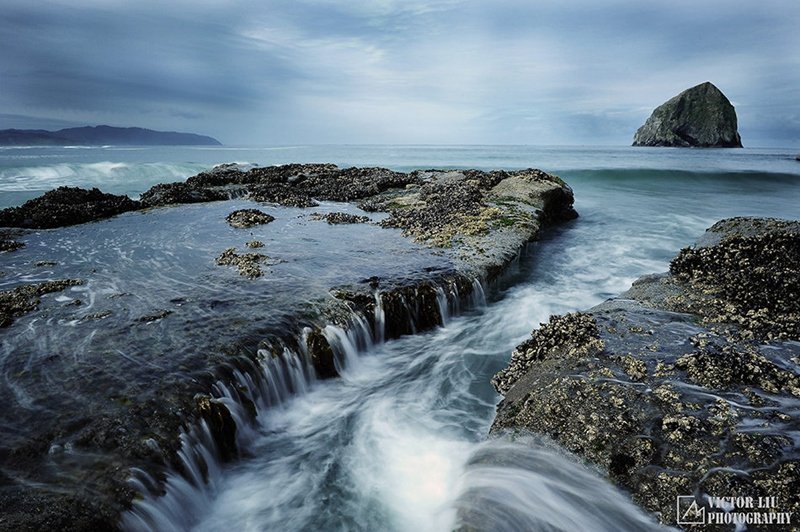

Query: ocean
[1,145,799,531]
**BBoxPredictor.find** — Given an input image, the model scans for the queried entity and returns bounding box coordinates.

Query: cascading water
[122,240,670,531]
[4,146,795,531]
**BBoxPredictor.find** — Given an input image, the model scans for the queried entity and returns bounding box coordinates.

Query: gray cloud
[1,0,798,146]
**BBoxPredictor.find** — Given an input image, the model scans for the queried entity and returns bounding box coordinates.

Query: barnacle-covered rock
[225,209,275,229]
[491,217,800,527]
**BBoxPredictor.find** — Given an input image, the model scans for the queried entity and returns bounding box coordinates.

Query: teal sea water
[1,145,799,531]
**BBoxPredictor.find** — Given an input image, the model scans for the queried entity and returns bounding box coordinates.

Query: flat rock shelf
[0,164,576,529]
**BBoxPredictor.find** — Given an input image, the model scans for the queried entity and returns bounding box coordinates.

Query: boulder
[633,82,743,148]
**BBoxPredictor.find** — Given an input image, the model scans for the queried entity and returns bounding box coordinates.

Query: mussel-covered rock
[225,209,275,229]
[0,187,139,228]
[492,217,800,527]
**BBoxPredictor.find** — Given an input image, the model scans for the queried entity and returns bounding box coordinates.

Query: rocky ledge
[491,217,799,528]
[0,163,576,529]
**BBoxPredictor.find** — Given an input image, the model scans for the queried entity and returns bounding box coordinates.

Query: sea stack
[633,82,743,148]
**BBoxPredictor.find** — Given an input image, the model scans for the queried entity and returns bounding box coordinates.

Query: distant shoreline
[0,125,221,146]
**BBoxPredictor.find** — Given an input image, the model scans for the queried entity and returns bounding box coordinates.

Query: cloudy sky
[2,0,799,146]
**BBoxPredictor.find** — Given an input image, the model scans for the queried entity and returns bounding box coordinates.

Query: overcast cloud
[2,0,798,146]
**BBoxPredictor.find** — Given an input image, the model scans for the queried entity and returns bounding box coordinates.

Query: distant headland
[0,125,221,146]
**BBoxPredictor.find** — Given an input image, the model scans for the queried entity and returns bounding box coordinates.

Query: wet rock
[246,183,319,207]
[0,279,85,327]
[0,163,579,529]
[0,239,24,252]
[0,230,24,252]
[184,163,248,187]
[378,168,575,248]
[0,187,140,229]
[215,247,271,278]
[305,330,338,379]
[225,209,275,229]
[491,312,604,394]
[245,240,264,248]
[136,309,173,323]
[668,217,799,340]
[196,395,237,462]
[0,487,120,531]
[309,212,370,225]
[491,217,800,527]
[83,309,112,320]
[139,182,228,207]
[633,82,743,148]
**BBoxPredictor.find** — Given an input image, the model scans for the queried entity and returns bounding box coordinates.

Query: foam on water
[2,145,799,530]
[0,160,209,208]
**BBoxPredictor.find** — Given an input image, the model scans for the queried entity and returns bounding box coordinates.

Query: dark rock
[246,183,319,207]
[633,82,743,148]
[0,279,85,327]
[0,187,140,229]
[139,182,228,207]
[184,163,247,187]
[305,330,338,379]
[0,486,120,531]
[491,217,800,527]
[245,240,264,248]
[0,164,579,529]
[136,309,173,323]
[491,312,604,394]
[196,395,238,462]
[84,310,113,320]
[0,230,24,252]
[225,209,275,229]
[310,212,371,225]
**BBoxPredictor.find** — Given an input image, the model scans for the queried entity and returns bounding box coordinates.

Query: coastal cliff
[491,217,799,527]
[633,82,743,148]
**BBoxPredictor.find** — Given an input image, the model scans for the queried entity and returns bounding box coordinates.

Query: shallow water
[0,199,450,455]
[2,146,799,530]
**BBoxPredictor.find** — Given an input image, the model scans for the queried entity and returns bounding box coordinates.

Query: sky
[1,0,799,146]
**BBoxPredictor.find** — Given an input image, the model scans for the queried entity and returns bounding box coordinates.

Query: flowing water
[1,145,799,530]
